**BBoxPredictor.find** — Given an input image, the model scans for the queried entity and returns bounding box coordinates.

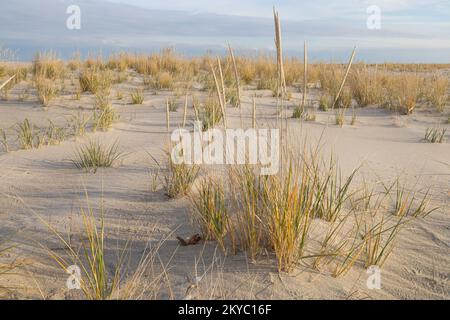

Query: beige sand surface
[0,75,449,299]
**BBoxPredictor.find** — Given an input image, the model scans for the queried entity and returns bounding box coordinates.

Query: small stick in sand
[217,57,226,109]
[252,95,257,129]
[331,46,357,110]
[192,96,200,123]
[228,45,241,108]
[166,98,170,132]
[0,74,16,91]
[210,61,227,128]
[182,93,188,128]
[302,40,308,109]
[228,44,243,126]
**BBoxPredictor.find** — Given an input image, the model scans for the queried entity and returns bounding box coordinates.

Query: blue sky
[106,0,449,20]
[2,0,449,62]
[101,0,450,61]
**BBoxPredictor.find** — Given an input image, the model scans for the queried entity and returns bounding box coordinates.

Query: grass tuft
[72,140,123,173]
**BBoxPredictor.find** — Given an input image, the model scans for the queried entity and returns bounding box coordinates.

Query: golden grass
[79,68,112,94]
[130,88,144,104]
[190,177,230,252]
[152,151,200,199]
[426,74,449,112]
[35,76,59,106]
[39,192,170,300]
[349,65,383,107]
[32,51,65,80]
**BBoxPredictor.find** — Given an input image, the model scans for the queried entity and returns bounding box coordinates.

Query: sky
[102,0,450,60]
[1,0,449,62]
[105,0,447,19]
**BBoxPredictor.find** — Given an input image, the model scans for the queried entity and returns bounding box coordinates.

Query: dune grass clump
[262,166,315,272]
[92,89,117,131]
[425,127,446,143]
[292,104,305,119]
[313,161,358,222]
[69,111,90,137]
[200,98,223,131]
[152,152,200,199]
[362,214,406,268]
[335,110,345,127]
[92,108,116,132]
[318,64,344,104]
[16,119,39,149]
[168,96,178,112]
[228,166,266,260]
[426,74,448,113]
[79,68,112,94]
[0,128,9,153]
[190,178,230,252]
[150,72,174,90]
[349,66,383,107]
[393,181,437,218]
[383,74,422,115]
[36,77,58,106]
[45,120,66,145]
[15,119,69,150]
[72,140,122,173]
[32,51,65,80]
[130,88,144,104]
[40,194,168,300]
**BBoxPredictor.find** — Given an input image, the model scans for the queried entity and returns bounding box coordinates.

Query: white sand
[0,76,449,299]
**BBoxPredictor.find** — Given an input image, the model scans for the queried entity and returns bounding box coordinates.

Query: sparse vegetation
[40,194,169,300]
[200,97,223,131]
[130,88,144,104]
[426,74,448,112]
[72,140,123,173]
[190,178,229,252]
[79,68,112,94]
[36,77,58,106]
[0,128,9,152]
[150,72,174,90]
[16,119,38,149]
[153,152,200,199]
[425,127,446,143]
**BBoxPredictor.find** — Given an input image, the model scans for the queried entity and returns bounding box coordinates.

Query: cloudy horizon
[1,0,449,62]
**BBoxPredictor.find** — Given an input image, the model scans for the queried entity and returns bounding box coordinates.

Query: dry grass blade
[166,98,170,132]
[227,44,243,125]
[331,46,357,110]
[183,94,188,128]
[0,74,16,91]
[302,40,308,109]
[210,61,227,128]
